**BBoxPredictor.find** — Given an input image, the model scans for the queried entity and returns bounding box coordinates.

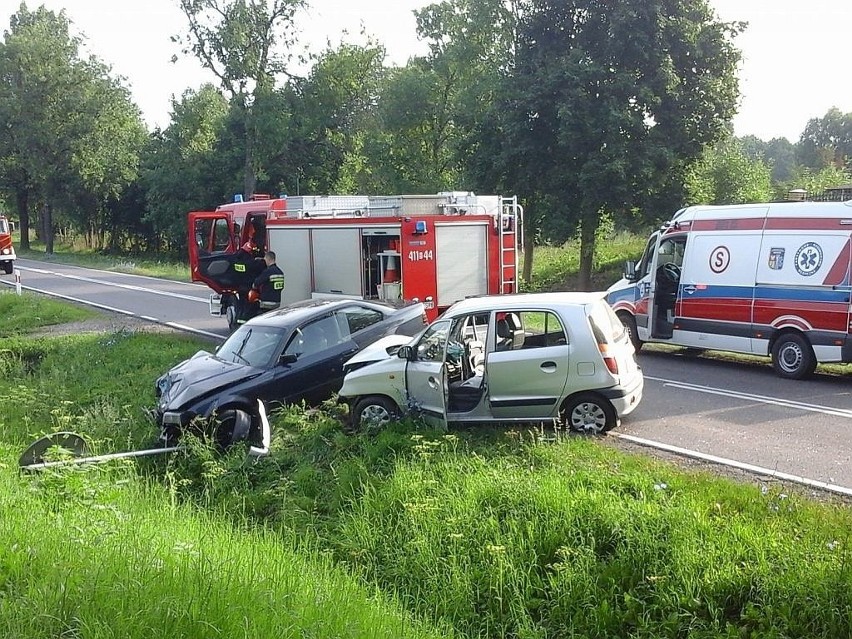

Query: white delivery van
[607,201,852,379]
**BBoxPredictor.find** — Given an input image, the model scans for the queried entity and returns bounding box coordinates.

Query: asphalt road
[3,258,228,339]
[4,258,852,494]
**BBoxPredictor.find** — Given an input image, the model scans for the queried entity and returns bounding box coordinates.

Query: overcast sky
[4,0,851,141]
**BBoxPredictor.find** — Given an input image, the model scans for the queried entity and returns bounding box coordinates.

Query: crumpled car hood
[156,350,263,412]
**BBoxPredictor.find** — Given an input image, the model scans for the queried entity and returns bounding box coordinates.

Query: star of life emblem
[794,242,822,276]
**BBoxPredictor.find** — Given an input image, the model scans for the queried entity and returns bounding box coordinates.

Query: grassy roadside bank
[3,294,852,637]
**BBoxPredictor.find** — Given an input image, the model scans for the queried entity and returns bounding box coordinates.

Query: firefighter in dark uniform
[242,251,285,323]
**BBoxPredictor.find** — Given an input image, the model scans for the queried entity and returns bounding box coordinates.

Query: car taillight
[598,342,619,375]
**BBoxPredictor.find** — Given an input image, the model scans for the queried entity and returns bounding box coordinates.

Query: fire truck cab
[189,192,523,330]
[607,200,852,379]
[0,215,16,275]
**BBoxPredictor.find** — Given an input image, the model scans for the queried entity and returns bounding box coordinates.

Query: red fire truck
[189,192,523,329]
[0,214,16,275]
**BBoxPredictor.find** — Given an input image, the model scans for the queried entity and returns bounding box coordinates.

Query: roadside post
[14,268,21,295]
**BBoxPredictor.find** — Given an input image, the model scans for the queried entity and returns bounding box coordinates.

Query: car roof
[245,297,400,328]
[445,292,607,316]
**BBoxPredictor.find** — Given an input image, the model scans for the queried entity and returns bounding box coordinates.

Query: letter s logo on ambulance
[794,242,823,277]
[709,246,730,274]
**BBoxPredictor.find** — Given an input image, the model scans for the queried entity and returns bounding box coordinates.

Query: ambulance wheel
[352,396,399,431]
[771,333,816,380]
[618,312,642,352]
[561,393,617,435]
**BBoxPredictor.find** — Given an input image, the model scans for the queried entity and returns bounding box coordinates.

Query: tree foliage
[142,84,230,252]
[176,0,306,197]
[490,0,743,288]
[685,138,772,205]
[0,3,145,251]
[797,107,852,171]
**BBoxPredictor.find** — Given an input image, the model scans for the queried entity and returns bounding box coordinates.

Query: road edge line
[614,432,852,497]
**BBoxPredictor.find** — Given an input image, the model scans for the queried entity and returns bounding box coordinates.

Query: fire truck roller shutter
[436,223,488,305]
[270,228,311,305]
[312,228,363,297]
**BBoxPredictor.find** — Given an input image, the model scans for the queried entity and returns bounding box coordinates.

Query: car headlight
[1,248,9,255]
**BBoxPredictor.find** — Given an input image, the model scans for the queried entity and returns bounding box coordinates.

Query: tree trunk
[43,203,55,255]
[522,235,534,287]
[15,188,30,251]
[243,110,257,199]
[578,215,599,291]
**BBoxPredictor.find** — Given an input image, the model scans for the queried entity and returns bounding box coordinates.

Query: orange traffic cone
[383,254,400,283]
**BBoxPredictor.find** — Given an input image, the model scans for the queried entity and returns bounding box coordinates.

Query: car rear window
[587,301,626,345]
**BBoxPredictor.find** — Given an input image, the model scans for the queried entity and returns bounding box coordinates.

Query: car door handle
[683,285,697,295]
[428,376,440,389]
[540,361,557,373]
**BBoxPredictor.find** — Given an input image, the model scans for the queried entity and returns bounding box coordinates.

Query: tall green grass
[0,331,205,449]
[0,290,95,334]
[0,462,448,639]
[4,289,852,638]
[525,230,647,292]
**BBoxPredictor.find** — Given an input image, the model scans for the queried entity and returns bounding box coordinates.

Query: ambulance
[606,201,852,378]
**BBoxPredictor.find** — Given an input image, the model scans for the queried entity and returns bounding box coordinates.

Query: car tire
[562,393,617,435]
[352,396,399,431]
[213,407,254,448]
[771,333,816,380]
[617,311,642,353]
[2,262,11,275]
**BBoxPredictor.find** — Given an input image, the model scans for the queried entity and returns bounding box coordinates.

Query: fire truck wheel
[225,303,239,332]
[352,396,399,431]
[2,262,11,275]
[561,393,617,435]
[617,312,642,352]
[771,333,816,380]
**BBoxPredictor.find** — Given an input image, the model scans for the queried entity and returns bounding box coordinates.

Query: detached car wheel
[562,393,617,435]
[352,396,399,430]
[771,333,816,380]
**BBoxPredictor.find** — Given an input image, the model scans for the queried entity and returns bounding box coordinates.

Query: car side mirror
[279,353,298,365]
[623,260,637,282]
[397,345,413,360]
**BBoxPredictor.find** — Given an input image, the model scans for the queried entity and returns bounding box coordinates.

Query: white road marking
[645,375,852,419]
[0,280,222,340]
[15,265,209,303]
[614,432,852,497]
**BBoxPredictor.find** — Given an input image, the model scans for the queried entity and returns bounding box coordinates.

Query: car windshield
[216,325,287,368]
[0,219,8,234]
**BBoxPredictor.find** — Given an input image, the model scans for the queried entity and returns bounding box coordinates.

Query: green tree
[176,0,306,199]
[489,0,743,289]
[775,164,851,202]
[281,41,386,194]
[0,3,145,252]
[142,83,230,252]
[797,107,852,170]
[685,138,772,205]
